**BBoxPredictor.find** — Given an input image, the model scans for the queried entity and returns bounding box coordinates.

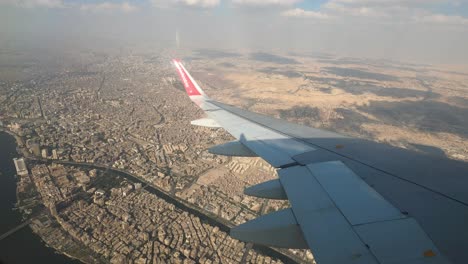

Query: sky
[1,0,468,64]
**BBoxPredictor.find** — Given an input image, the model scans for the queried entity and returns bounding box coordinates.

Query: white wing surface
[172,59,468,264]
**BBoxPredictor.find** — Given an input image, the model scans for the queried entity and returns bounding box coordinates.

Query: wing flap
[355,218,449,264]
[307,161,405,225]
[278,165,379,264]
[278,162,449,264]
[230,208,308,249]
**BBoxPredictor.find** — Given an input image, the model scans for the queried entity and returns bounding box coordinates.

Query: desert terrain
[185,49,468,162]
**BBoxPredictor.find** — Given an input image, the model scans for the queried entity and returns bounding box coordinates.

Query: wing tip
[171,59,204,97]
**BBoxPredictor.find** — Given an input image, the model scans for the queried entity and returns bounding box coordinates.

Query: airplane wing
[172,59,468,264]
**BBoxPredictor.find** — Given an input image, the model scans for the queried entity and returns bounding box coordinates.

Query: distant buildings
[26,139,41,156]
[52,149,58,159]
[41,149,48,159]
[13,158,28,176]
[10,123,21,131]
[74,171,90,185]
[31,143,41,156]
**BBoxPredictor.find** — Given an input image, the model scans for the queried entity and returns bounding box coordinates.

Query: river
[0,131,78,264]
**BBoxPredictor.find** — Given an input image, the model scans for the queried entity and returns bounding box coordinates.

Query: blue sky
[429,2,468,16]
[297,0,327,10]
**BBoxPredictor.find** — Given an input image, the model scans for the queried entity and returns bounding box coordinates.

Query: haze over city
[1,1,468,264]
[1,0,468,64]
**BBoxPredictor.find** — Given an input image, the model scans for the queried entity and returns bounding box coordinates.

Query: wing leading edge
[171,59,464,264]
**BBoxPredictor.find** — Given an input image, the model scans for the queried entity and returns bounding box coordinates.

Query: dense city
[0,51,311,264]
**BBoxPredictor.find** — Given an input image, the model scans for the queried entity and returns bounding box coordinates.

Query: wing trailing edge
[208,140,258,157]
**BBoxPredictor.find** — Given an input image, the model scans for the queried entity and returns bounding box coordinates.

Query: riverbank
[0,131,80,264]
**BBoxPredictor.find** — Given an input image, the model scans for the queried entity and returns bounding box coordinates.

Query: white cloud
[80,2,138,13]
[0,0,140,12]
[324,2,390,18]
[151,0,220,8]
[0,0,63,8]
[232,0,302,6]
[319,0,468,25]
[416,13,468,25]
[329,0,456,7]
[181,0,220,7]
[281,8,330,19]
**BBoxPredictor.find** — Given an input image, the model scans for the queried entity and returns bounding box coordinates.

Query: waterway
[0,131,78,264]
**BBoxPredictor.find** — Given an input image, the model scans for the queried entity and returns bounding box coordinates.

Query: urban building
[13,158,28,176]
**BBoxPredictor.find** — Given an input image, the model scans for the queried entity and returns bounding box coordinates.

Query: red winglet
[173,59,202,96]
